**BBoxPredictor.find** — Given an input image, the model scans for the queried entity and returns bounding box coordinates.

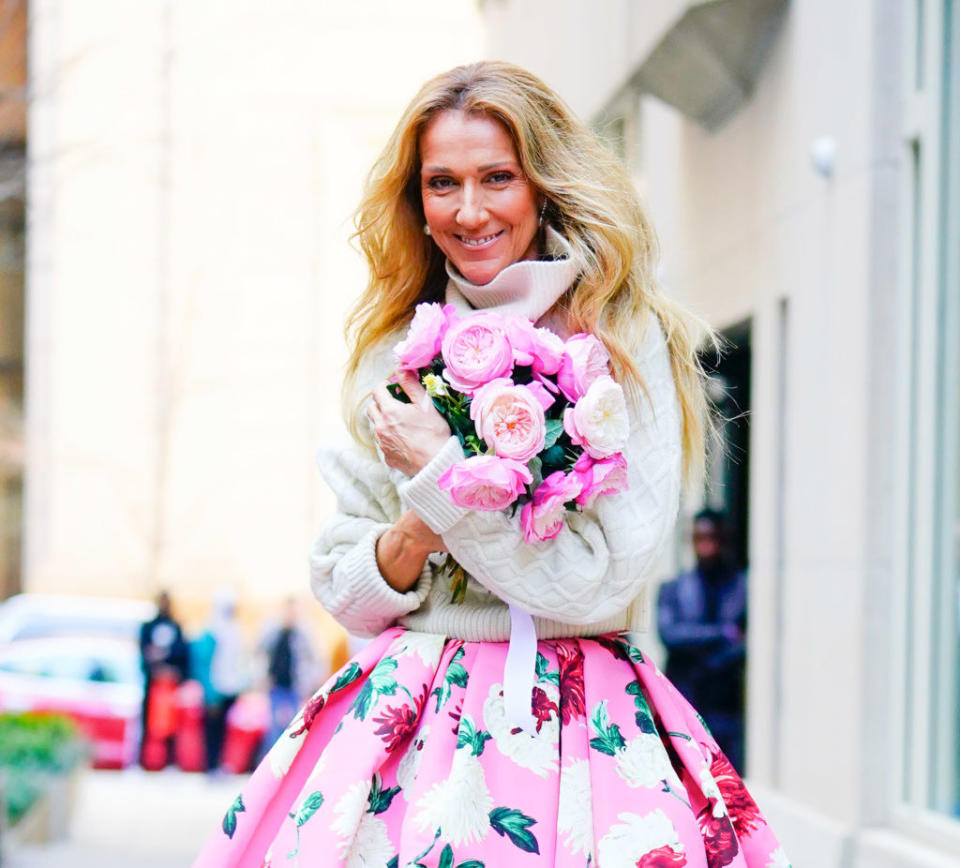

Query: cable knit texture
[310,235,683,640]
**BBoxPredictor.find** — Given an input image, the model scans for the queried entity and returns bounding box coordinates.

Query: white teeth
[460,233,499,246]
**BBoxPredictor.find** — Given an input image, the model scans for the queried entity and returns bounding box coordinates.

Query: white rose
[563,375,630,459]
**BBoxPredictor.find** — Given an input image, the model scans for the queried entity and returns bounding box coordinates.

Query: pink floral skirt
[194,627,788,867]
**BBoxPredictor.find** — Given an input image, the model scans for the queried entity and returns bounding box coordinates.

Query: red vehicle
[0,635,143,769]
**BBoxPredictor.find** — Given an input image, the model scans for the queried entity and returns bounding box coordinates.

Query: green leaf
[539,444,566,471]
[543,419,564,449]
[330,661,363,693]
[588,735,619,756]
[294,791,324,826]
[589,700,626,755]
[455,715,492,756]
[456,862,486,868]
[369,657,399,693]
[221,793,245,839]
[368,773,402,815]
[527,455,543,489]
[439,844,454,868]
[635,709,657,735]
[387,381,411,404]
[534,652,559,686]
[625,680,642,695]
[489,807,540,854]
[387,857,399,868]
[349,681,374,720]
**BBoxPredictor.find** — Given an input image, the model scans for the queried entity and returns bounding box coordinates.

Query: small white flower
[422,372,449,398]
[615,734,680,790]
[332,781,373,840]
[557,758,594,859]
[767,846,792,868]
[596,810,684,868]
[343,813,394,868]
[397,724,430,798]
[413,747,492,846]
[567,375,629,459]
[482,682,558,777]
[699,765,728,817]
[392,631,446,667]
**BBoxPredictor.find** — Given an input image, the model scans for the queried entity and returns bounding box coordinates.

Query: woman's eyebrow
[421,160,518,174]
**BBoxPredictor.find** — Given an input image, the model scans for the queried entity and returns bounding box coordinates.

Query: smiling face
[419,110,541,286]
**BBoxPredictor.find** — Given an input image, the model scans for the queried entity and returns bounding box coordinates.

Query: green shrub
[0,711,87,825]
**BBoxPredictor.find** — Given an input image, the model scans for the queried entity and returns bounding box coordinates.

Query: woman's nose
[456,183,488,229]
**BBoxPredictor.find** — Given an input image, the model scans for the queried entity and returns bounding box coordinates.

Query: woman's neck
[443,225,580,326]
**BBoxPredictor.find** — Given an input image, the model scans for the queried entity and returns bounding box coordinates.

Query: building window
[902,0,960,823]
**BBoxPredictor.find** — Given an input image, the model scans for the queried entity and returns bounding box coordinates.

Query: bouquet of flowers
[389,302,630,600]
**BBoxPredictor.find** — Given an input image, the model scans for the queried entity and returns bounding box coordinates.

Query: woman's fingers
[395,370,432,411]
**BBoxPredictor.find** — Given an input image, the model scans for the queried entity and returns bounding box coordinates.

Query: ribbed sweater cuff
[397,435,469,533]
[337,527,433,622]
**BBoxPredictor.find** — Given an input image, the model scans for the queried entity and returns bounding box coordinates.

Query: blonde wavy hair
[343,61,713,479]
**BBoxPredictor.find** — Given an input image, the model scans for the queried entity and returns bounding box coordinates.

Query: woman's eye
[427,177,456,190]
[487,172,513,184]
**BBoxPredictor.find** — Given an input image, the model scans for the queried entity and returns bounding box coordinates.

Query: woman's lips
[455,230,504,250]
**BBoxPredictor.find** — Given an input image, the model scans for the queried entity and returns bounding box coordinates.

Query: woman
[196,61,788,868]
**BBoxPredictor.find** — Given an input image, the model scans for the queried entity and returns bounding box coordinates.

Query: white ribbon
[503,604,539,734]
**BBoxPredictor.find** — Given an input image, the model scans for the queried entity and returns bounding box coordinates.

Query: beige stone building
[482,0,960,864]
[0,0,25,603]
[22,0,482,635]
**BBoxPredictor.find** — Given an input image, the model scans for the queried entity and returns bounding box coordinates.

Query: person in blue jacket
[657,508,747,771]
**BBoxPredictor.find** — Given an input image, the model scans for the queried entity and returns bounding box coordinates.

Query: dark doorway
[700,320,751,571]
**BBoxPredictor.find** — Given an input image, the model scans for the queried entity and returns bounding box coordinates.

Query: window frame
[893,0,960,847]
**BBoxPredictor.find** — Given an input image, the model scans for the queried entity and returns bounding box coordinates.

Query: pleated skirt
[194,627,789,867]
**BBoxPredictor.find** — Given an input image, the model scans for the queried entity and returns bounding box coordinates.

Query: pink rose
[394,302,457,371]
[505,318,565,375]
[572,452,629,508]
[438,455,532,511]
[563,374,629,459]
[520,471,583,543]
[469,380,547,462]
[524,379,556,412]
[441,313,513,394]
[556,333,611,401]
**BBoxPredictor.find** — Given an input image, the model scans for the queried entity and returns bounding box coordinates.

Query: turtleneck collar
[444,225,581,324]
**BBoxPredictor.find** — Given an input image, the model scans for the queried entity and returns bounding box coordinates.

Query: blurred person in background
[138,589,189,767]
[256,598,324,753]
[191,588,251,774]
[196,61,787,866]
[657,508,747,771]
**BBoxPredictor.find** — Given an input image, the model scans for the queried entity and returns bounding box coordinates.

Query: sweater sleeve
[309,446,433,638]
[397,322,682,626]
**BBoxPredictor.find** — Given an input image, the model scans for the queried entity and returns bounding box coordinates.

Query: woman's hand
[366,370,452,476]
[376,510,448,592]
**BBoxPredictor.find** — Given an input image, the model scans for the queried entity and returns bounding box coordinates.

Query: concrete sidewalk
[5,767,242,867]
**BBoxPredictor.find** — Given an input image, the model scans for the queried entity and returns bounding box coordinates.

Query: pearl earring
[423,224,432,236]
[538,201,547,228]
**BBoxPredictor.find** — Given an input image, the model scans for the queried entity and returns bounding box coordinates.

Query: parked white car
[0,636,144,768]
[0,593,156,644]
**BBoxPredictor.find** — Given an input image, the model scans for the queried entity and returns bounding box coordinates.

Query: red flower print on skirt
[530,685,559,733]
[697,804,739,867]
[289,693,325,737]
[556,640,586,723]
[709,748,764,837]
[636,844,688,866]
[372,683,430,753]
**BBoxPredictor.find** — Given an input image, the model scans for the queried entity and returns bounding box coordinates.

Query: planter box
[3,764,84,850]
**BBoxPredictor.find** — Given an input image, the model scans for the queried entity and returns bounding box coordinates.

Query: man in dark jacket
[657,509,747,771]
[138,590,189,766]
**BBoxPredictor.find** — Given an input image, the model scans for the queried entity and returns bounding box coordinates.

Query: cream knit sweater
[310,234,683,641]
